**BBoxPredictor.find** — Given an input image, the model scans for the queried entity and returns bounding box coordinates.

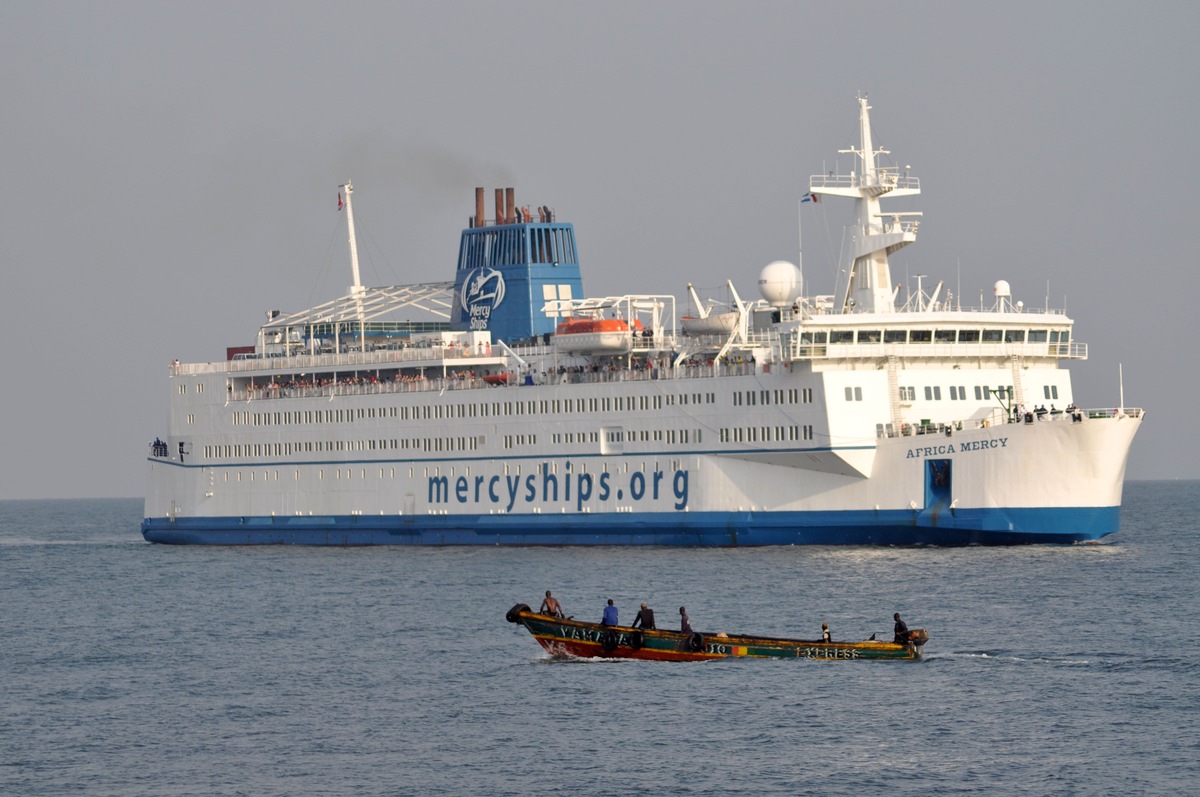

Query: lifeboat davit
[553,317,639,354]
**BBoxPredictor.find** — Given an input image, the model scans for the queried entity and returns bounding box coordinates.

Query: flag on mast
[338,193,344,211]
[800,192,820,204]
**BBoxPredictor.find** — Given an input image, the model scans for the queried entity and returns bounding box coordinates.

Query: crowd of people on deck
[1009,402,1084,424]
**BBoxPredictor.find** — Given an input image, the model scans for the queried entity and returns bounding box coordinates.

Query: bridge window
[884,330,907,343]
[982,330,1003,342]
[958,329,980,343]
[910,330,932,343]
[830,330,854,344]
[935,330,956,343]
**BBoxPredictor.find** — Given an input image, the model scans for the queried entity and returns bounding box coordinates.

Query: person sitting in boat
[893,612,909,643]
[632,602,656,630]
[679,606,693,634]
[540,590,563,618]
[601,599,618,626]
[822,623,832,643]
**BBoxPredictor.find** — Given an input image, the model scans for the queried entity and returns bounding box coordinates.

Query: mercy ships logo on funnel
[462,267,506,331]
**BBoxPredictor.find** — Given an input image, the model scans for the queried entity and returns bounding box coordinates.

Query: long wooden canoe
[506,603,928,661]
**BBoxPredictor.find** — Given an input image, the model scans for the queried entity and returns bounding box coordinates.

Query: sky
[2,1,1197,500]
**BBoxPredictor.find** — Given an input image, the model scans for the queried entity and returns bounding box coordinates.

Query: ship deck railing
[231,361,761,402]
[875,406,1144,438]
[786,341,1087,361]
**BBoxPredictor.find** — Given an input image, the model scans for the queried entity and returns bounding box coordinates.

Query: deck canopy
[261,282,455,333]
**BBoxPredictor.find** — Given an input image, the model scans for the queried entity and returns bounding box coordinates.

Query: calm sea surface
[2,482,1198,796]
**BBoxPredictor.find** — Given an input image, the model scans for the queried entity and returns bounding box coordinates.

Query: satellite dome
[993,280,1011,299]
[759,260,802,307]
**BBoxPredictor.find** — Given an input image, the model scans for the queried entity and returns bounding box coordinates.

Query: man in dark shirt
[631,602,655,630]
[601,599,618,626]
[679,606,692,634]
[893,612,909,643]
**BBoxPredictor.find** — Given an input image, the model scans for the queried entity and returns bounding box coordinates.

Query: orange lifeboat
[553,317,640,354]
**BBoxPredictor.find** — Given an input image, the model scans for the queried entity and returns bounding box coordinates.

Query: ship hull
[141,504,1120,546]
[142,399,1141,546]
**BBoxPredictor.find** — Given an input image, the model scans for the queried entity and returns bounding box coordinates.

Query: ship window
[1005,330,1025,343]
[1028,330,1048,342]
[857,330,881,343]
[1044,385,1060,399]
[982,330,1003,342]
[910,330,932,343]
[830,330,853,344]
[958,329,980,342]
[935,330,956,343]
[884,330,907,343]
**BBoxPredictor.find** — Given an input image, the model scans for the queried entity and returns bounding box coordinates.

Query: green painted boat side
[505,604,928,662]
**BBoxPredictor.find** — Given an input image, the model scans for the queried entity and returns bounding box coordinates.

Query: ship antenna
[340,180,367,350]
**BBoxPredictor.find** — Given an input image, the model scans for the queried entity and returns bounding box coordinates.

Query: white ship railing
[875,406,1144,439]
[786,341,1087,361]
[230,360,762,402]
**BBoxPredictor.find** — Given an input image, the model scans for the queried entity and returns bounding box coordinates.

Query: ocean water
[1,482,1197,796]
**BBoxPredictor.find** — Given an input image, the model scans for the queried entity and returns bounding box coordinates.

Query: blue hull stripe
[141,507,1121,546]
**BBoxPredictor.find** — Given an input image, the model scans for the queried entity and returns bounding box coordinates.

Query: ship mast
[810,96,922,314]
[340,180,367,351]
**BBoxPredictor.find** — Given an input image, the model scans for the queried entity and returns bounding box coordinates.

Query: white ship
[142,96,1143,545]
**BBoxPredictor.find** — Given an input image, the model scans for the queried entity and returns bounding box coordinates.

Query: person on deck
[632,602,656,630]
[601,599,618,626]
[822,623,832,643]
[893,612,909,644]
[540,590,563,618]
[679,606,693,634]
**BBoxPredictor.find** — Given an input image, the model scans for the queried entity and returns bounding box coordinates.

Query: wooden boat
[506,603,928,661]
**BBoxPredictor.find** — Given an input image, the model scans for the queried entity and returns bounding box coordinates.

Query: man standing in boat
[893,613,909,643]
[679,606,693,634]
[540,590,563,618]
[601,599,618,626]
[632,602,655,630]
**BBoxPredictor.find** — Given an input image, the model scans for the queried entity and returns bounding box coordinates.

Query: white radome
[759,260,802,307]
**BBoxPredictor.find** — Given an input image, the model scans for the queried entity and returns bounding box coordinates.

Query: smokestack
[505,187,515,224]
[475,187,485,228]
[495,188,504,227]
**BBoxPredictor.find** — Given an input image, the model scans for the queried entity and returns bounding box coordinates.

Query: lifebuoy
[601,630,619,653]
[628,630,644,650]
[686,632,705,652]
[505,603,531,623]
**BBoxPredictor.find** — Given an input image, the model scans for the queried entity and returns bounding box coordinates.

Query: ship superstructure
[143,97,1142,545]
